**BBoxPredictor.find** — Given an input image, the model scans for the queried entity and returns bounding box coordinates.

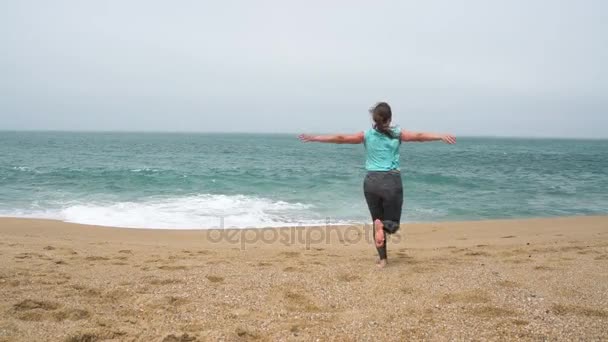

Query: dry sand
[0,216,607,341]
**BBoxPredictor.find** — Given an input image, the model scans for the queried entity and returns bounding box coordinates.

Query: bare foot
[376,259,387,269]
[374,219,385,248]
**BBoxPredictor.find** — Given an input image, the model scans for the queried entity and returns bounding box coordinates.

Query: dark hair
[369,102,398,139]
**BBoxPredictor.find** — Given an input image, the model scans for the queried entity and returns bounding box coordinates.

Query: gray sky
[1,0,606,137]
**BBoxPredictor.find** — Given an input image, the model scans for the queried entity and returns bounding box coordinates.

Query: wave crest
[0,194,339,229]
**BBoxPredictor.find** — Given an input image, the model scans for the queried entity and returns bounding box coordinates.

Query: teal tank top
[363,127,401,171]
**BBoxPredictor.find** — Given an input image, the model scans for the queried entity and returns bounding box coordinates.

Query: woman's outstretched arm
[401,130,456,144]
[299,132,364,144]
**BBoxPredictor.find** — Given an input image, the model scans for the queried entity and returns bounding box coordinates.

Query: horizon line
[0,129,606,140]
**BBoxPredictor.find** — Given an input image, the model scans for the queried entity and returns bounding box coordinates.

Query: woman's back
[363,127,401,171]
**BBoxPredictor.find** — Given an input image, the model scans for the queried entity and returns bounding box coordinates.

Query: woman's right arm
[401,130,456,144]
[298,132,364,144]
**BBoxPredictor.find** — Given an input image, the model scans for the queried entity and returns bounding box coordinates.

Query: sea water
[0,132,606,228]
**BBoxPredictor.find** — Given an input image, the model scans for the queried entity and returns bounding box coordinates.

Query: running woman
[299,102,456,268]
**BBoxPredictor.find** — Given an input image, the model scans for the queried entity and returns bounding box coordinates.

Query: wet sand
[0,216,607,341]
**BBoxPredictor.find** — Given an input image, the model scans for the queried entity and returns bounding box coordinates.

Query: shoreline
[1,214,606,231]
[2,216,607,252]
[1,215,607,340]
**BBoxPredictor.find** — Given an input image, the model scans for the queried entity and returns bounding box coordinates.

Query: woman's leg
[382,192,403,234]
[374,219,388,260]
[379,174,404,260]
[364,191,386,252]
[363,174,387,261]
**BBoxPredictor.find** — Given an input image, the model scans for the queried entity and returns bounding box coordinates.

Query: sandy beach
[0,216,607,341]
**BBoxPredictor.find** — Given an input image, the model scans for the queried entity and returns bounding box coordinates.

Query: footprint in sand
[14,253,40,259]
[162,333,198,342]
[102,289,133,303]
[552,304,608,318]
[144,258,163,263]
[283,291,319,312]
[85,256,109,261]
[206,259,230,265]
[148,277,183,285]
[257,262,273,267]
[66,331,127,342]
[66,333,100,342]
[396,251,414,259]
[504,258,532,264]
[206,275,224,283]
[11,299,67,322]
[51,308,90,321]
[14,299,59,311]
[158,265,188,271]
[161,296,189,307]
[62,248,78,256]
[283,266,301,272]
[70,284,103,298]
[511,319,530,326]
[337,274,360,282]
[279,251,301,258]
[235,327,259,339]
[401,287,415,295]
[464,251,490,257]
[450,248,468,254]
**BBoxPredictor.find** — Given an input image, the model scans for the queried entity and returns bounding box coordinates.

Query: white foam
[0,194,347,229]
[130,168,161,173]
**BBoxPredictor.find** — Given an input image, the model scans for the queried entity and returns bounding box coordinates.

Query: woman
[299,102,456,268]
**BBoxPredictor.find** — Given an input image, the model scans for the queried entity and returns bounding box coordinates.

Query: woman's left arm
[298,132,364,144]
[400,130,456,144]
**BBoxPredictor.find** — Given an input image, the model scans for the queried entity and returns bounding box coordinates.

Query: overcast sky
[1,1,606,137]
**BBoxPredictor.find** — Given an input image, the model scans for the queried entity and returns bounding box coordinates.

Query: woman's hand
[298,134,317,142]
[441,134,456,144]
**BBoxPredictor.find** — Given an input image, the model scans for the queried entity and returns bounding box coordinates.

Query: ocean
[0,131,606,229]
